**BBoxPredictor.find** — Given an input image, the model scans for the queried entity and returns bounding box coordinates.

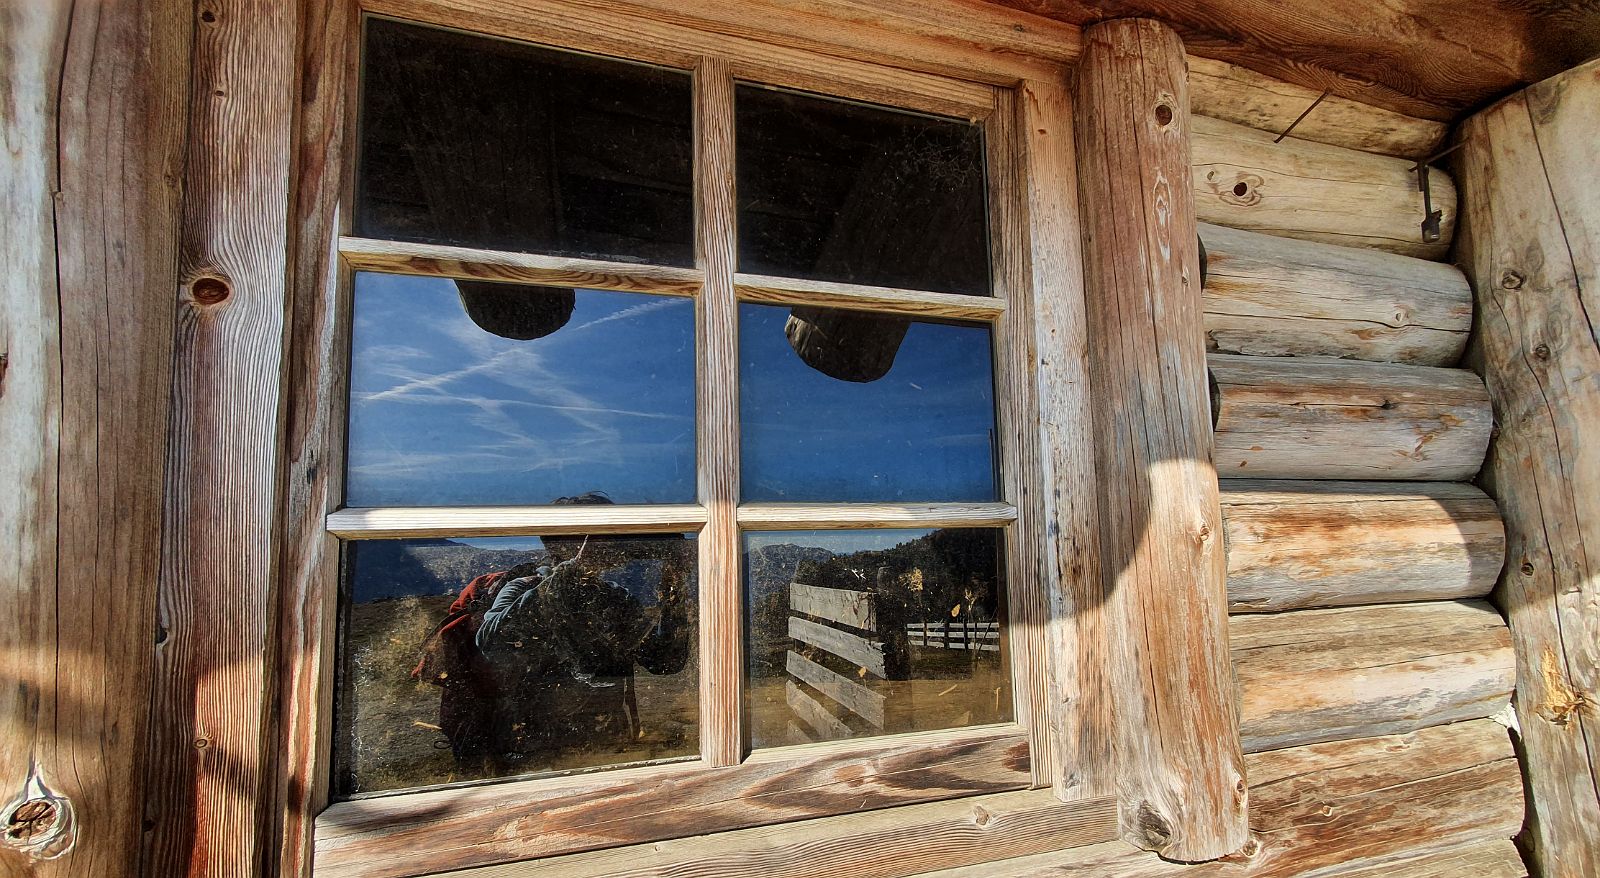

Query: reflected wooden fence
[905,620,1000,651]
[786,582,885,742]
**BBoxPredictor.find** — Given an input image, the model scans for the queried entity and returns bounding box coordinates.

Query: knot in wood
[189,274,232,306]
[5,800,58,844]
[1499,270,1525,290]
[1533,343,1551,360]
[1134,800,1173,847]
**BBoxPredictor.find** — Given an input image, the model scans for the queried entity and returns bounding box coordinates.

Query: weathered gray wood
[1192,115,1455,259]
[785,681,852,740]
[1,0,188,873]
[1221,481,1505,613]
[1210,354,1492,481]
[790,583,876,631]
[1074,18,1247,861]
[1232,601,1515,752]
[1199,223,1471,366]
[786,651,885,728]
[789,616,886,678]
[1456,55,1600,878]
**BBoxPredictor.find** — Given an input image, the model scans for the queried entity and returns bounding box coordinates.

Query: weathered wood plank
[786,651,886,728]
[789,617,887,678]
[786,680,853,740]
[340,237,704,297]
[0,0,189,872]
[1191,115,1455,259]
[142,0,297,874]
[1220,481,1504,613]
[1232,601,1515,752]
[1074,19,1247,861]
[1209,354,1492,481]
[736,273,1006,320]
[313,726,1031,878]
[1185,55,1446,158]
[1456,58,1600,878]
[1199,223,1471,366]
[1017,77,1115,802]
[921,720,1523,878]
[438,790,1117,878]
[790,583,877,632]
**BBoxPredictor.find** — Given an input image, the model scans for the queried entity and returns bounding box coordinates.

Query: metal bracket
[1274,90,1329,143]
[1411,141,1469,244]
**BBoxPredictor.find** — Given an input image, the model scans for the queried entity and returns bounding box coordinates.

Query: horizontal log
[1191,115,1456,259]
[1221,481,1505,613]
[920,720,1522,878]
[1186,55,1447,158]
[1209,354,1492,481]
[1233,601,1515,752]
[1199,223,1471,366]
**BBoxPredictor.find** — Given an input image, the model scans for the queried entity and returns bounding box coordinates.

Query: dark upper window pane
[345,272,695,506]
[338,532,698,796]
[740,303,998,502]
[736,85,990,295]
[356,18,694,265]
[745,528,1010,750]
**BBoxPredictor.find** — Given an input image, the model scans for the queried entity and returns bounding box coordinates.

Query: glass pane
[357,18,694,265]
[745,528,1010,749]
[338,532,698,797]
[736,84,990,295]
[740,302,998,502]
[344,272,696,507]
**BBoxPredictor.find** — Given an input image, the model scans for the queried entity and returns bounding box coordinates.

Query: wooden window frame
[280,2,1109,877]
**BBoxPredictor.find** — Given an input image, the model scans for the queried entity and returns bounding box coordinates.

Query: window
[308,10,1054,876]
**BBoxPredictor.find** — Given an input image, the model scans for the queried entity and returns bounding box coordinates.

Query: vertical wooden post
[1072,19,1248,861]
[1,1,190,874]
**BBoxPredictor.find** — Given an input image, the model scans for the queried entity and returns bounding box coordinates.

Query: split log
[1074,18,1246,861]
[1191,115,1455,260]
[1220,481,1505,613]
[1456,55,1600,878]
[1199,223,1471,366]
[1209,354,1492,481]
[920,721,1523,878]
[1232,601,1515,753]
[1186,55,1447,158]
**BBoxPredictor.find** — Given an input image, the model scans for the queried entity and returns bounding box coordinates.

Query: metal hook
[1411,141,1469,244]
[1274,90,1329,143]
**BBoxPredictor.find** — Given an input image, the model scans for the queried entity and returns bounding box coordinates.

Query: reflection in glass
[744,529,1010,750]
[740,302,998,502]
[337,529,699,797]
[344,272,695,507]
[357,18,694,265]
[736,84,990,295]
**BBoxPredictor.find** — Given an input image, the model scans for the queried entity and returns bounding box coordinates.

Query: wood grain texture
[341,237,704,297]
[1191,115,1456,259]
[142,0,297,875]
[368,0,998,121]
[1209,354,1492,481]
[439,790,1116,878]
[313,726,1032,878]
[326,504,709,538]
[737,502,1015,529]
[1017,78,1115,803]
[786,651,886,727]
[0,0,188,873]
[694,57,743,768]
[1220,481,1505,613]
[1455,58,1600,878]
[735,274,1006,321]
[1232,601,1516,753]
[1199,223,1471,366]
[1074,19,1247,861]
[789,616,886,678]
[790,583,876,631]
[1185,55,1446,158]
[271,1,358,875]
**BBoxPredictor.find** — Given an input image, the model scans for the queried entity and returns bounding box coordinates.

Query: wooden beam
[1191,115,1456,260]
[1016,77,1115,803]
[1199,223,1472,367]
[1221,481,1504,613]
[340,237,705,297]
[1455,57,1600,878]
[1073,19,1247,861]
[141,0,297,874]
[313,725,1032,878]
[735,274,1006,321]
[435,790,1117,878]
[0,0,189,873]
[1232,601,1515,753]
[1209,354,1492,481]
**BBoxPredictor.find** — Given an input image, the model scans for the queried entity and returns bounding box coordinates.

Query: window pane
[357,18,694,265]
[338,532,698,797]
[739,302,998,502]
[736,84,990,295]
[745,528,1010,749]
[344,272,695,507]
